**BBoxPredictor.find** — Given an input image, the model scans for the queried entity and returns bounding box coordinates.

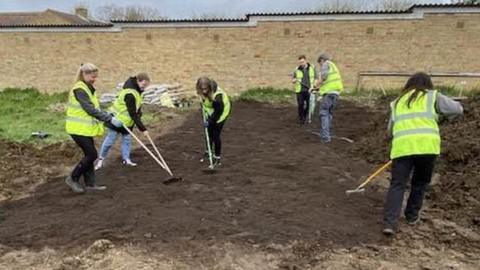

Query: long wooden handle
[199,99,214,168]
[122,125,169,173]
[146,133,173,176]
[357,160,393,189]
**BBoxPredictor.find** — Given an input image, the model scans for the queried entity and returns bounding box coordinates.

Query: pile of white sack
[100,83,191,108]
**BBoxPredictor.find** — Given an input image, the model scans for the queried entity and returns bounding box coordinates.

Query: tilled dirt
[0,102,383,257]
[0,99,478,269]
[0,140,79,200]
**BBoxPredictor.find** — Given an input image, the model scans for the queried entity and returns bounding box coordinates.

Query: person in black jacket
[197,77,231,167]
[95,73,150,170]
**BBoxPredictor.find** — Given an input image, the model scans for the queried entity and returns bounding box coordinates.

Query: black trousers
[384,154,437,228]
[296,91,310,123]
[207,121,225,157]
[70,134,98,185]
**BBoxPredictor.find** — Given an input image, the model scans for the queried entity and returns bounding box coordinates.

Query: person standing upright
[315,53,343,143]
[291,55,318,125]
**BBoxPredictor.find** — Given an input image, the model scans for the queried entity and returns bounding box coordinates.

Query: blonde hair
[75,63,98,82]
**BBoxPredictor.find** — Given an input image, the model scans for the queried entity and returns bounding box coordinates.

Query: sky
[0,0,453,19]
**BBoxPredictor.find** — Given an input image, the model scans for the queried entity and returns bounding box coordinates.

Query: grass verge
[237,87,294,103]
[0,88,69,144]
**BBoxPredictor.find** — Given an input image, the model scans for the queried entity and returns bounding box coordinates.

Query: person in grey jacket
[315,53,343,143]
[383,72,463,236]
[65,63,122,194]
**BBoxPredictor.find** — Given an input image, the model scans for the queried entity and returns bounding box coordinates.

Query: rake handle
[122,124,171,175]
[357,160,393,189]
[199,99,214,168]
[145,133,173,176]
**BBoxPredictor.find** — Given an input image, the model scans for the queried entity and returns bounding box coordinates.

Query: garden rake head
[346,160,392,195]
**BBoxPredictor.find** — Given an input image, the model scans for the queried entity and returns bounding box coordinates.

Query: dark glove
[203,121,209,128]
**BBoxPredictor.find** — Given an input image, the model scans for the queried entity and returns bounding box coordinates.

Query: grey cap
[317,53,331,62]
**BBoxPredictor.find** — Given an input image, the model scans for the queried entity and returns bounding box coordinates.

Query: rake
[346,160,392,195]
[123,125,182,184]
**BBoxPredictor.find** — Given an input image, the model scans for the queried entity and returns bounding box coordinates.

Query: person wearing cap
[315,53,343,143]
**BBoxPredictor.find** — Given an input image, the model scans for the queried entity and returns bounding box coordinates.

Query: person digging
[382,72,463,236]
[196,77,231,168]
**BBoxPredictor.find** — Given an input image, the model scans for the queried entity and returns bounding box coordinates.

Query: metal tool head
[345,188,365,195]
[163,177,183,185]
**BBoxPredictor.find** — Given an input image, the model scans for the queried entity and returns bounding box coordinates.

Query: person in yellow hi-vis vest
[315,53,343,143]
[291,55,318,125]
[65,63,123,194]
[95,73,151,170]
[197,77,231,167]
[383,72,463,236]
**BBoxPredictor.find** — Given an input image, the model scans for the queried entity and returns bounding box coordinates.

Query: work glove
[110,117,123,128]
[203,121,209,128]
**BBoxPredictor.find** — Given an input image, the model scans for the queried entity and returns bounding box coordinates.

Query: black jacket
[105,77,147,134]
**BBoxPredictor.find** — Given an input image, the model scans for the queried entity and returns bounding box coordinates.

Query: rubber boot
[83,167,106,191]
[65,175,85,194]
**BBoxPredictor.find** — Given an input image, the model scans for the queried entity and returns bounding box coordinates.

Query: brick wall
[0,11,479,94]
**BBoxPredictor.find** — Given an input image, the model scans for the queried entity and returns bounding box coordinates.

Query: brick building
[0,3,479,93]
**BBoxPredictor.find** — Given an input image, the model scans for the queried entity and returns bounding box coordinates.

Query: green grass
[0,87,160,144]
[237,87,294,103]
[0,88,69,144]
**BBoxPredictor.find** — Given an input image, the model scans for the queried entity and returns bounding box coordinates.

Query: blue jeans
[99,128,133,161]
[319,93,338,142]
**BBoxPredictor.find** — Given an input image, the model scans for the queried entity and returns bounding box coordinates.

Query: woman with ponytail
[65,63,122,194]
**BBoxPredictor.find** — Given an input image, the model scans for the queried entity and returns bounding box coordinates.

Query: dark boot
[83,167,106,191]
[65,175,85,194]
[199,151,210,163]
[213,155,222,167]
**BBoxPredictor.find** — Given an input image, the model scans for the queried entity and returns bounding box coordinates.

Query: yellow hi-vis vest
[390,90,440,159]
[319,60,343,95]
[110,88,142,127]
[65,81,104,137]
[203,88,231,123]
[294,64,316,93]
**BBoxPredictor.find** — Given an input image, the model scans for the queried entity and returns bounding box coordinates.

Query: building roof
[0,9,111,27]
[0,3,478,27]
[111,2,480,23]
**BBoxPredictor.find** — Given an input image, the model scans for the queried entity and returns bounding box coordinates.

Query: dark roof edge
[112,3,480,23]
[0,23,113,28]
[1,3,478,27]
